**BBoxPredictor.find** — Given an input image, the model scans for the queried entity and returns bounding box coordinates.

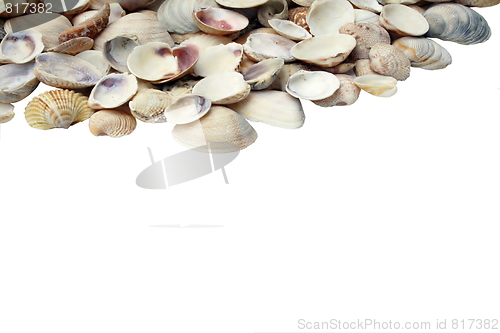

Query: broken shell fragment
[353,74,398,97]
[379,4,429,36]
[24,89,93,130]
[258,0,289,27]
[290,34,356,67]
[0,62,39,103]
[0,30,44,64]
[89,109,137,137]
[192,72,250,104]
[165,94,212,124]
[286,70,340,101]
[242,57,284,90]
[368,43,411,81]
[194,7,249,35]
[243,32,296,62]
[0,103,14,124]
[58,3,110,43]
[172,105,258,153]
[313,74,361,107]
[88,73,138,109]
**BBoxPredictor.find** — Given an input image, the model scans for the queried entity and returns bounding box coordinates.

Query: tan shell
[243,32,297,62]
[194,7,249,35]
[392,36,452,70]
[47,37,94,55]
[313,74,361,107]
[0,62,40,103]
[129,89,173,123]
[368,43,411,81]
[354,58,378,76]
[24,89,93,130]
[353,74,398,97]
[172,105,258,153]
[0,103,15,124]
[339,22,391,59]
[89,109,137,137]
[288,6,309,31]
[0,30,44,64]
[192,72,251,104]
[72,3,125,26]
[58,3,110,43]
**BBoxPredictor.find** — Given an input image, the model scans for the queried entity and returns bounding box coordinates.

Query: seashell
[172,105,258,153]
[313,74,361,107]
[192,71,251,104]
[288,6,309,31]
[339,22,391,60]
[0,102,14,123]
[353,74,398,97]
[368,43,411,81]
[307,0,355,36]
[392,36,452,70]
[382,0,420,4]
[88,73,138,109]
[292,0,316,6]
[407,5,426,15]
[34,52,103,89]
[423,3,491,45]
[379,4,429,36]
[238,53,257,72]
[354,9,380,24]
[290,34,356,67]
[4,13,72,50]
[354,58,378,76]
[286,70,340,100]
[194,7,249,35]
[24,89,93,130]
[228,90,305,129]
[163,77,200,98]
[454,0,500,7]
[75,50,110,76]
[43,0,90,15]
[267,62,310,91]
[93,12,174,51]
[129,88,173,123]
[215,0,270,8]
[268,19,312,41]
[89,0,156,11]
[0,30,44,64]
[180,33,232,51]
[127,42,199,83]
[234,27,279,44]
[243,32,296,62]
[164,94,212,124]
[318,62,356,74]
[257,0,288,27]
[72,3,124,26]
[47,36,94,55]
[348,0,383,13]
[88,109,136,137]
[103,34,140,73]
[157,0,220,34]
[0,62,39,103]
[193,42,243,77]
[242,57,284,90]
[58,3,110,43]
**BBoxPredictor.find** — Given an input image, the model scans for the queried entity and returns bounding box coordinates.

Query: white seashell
[0,103,14,124]
[267,62,310,91]
[286,70,340,100]
[89,0,156,11]
[313,74,361,107]
[290,34,356,67]
[0,62,39,103]
[193,43,243,77]
[268,19,312,41]
[258,0,288,27]
[194,7,249,35]
[165,94,212,124]
[47,36,94,55]
[0,30,44,64]
[242,58,284,90]
[307,0,355,36]
[354,58,378,76]
[75,50,110,76]
[348,0,383,13]
[292,0,315,5]
[379,4,429,36]
[243,32,296,62]
[354,9,380,24]
[88,73,138,109]
[180,33,232,51]
[192,72,251,104]
[353,74,398,97]
[228,90,305,129]
[215,0,270,8]
[158,0,220,34]
[103,35,140,73]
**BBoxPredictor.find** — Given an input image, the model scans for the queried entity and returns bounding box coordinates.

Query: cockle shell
[194,7,249,35]
[339,22,390,60]
[423,3,491,45]
[307,0,355,36]
[0,103,14,123]
[24,89,93,130]
[164,94,212,124]
[193,42,243,77]
[172,105,258,153]
[353,74,398,97]
[34,52,103,89]
[243,32,296,62]
[0,30,44,64]
[88,109,137,137]
[47,36,94,55]
[368,43,411,81]
[313,74,361,107]
[392,36,452,70]
[157,0,220,34]
[242,57,284,90]
[180,33,232,51]
[290,34,356,67]
[58,3,110,43]
[354,58,378,76]
[192,71,251,104]
[0,62,39,103]
[379,4,429,36]
[88,73,138,109]
[258,0,288,27]
[228,90,305,129]
[129,88,173,123]
[268,19,312,41]
[286,70,340,100]
[103,34,140,73]
[75,50,110,76]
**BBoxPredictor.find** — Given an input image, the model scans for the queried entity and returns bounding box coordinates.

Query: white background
[1,5,499,333]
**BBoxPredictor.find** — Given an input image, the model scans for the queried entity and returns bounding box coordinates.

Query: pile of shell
[0,0,498,153]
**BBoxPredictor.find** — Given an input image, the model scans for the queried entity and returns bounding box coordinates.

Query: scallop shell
[89,109,137,137]
[392,36,452,70]
[339,22,390,60]
[368,43,411,81]
[290,34,356,67]
[172,105,258,153]
[129,88,173,123]
[307,0,355,36]
[0,62,39,103]
[313,74,361,107]
[286,70,340,100]
[58,3,110,43]
[257,0,288,27]
[88,73,138,109]
[0,30,44,64]
[228,90,305,129]
[353,74,398,97]
[0,103,14,123]
[24,89,93,130]
[194,7,249,35]
[157,0,220,34]
[423,3,491,45]
[192,72,251,104]
[379,4,429,36]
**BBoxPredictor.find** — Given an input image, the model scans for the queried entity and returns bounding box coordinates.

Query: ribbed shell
[129,89,173,123]
[339,22,391,59]
[24,89,93,130]
[172,106,257,153]
[313,74,361,107]
[89,109,137,137]
[369,43,411,81]
[157,0,220,34]
[454,0,500,6]
[392,36,452,70]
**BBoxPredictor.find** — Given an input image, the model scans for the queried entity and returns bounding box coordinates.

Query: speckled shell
[24,89,93,130]
[354,59,378,76]
[172,105,258,153]
[392,36,452,70]
[0,103,15,123]
[58,3,110,43]
[369,43,411,81]
[339,22,390,59]
[88,109,137,137]
[129,89,173,123]
[313,74,361,107]
[288,6,309,31]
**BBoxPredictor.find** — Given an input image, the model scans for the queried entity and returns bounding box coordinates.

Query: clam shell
[339,22,390,60]
[267,62,310,91]
[348,0,383,13]
[103,34,140,73]
[307,0,355,36]
[368,43,411,81]
[47,36,94,55]
[215,0,270,8]
[0,62,39,103]
[353,74,398,97]
[392,36,452,70]
[192,72,251,104]
[89,0,156,11]
[75,50,110,76]
[34,52,103,89]
[24,89,93,130]
[180,33,232,51]
[58,3,110,43]
[88,73,138,109]
[193,42,243,77]
[129,88,173,123]
[292,0,315,5]
[268,19,312,41]
[354,9,380,24]
[313,74,361,107]
[89,109,137,137]
[165,94,212,124]
[286,70,340,100]
[290,34,356,67]
[172,105,258,153]
[0,30,44,64]
[228,90,305,129]
[158,0,220,34]
[194,7,249,35]
[243,32,296,62]
[380,4,429,36]
[242,57,284,90]
[258,0,288,27]
[0,103,14,123]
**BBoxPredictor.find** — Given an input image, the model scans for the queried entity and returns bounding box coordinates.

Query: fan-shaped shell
[129,88,173,123]
[89,109,137,137]
[158,0,220,34]
[368,43,411,81]
[392,36,452,70]
[24,89,93,130]
[339,22,390,60]
[313,74,361,107]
